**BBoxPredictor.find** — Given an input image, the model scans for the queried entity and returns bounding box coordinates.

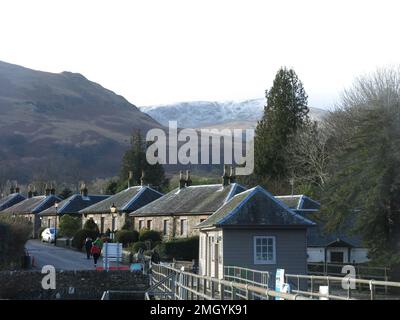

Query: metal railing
[286,273,400,300]
[308,262,390,282]
[146,264,311,300]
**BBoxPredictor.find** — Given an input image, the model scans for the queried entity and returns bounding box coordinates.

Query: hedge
[138,229,162,243]
[129,241,147,253]
[155,236,199,261]
[72,229,100,251]
[115,230,139,247]
[0,214,31,270]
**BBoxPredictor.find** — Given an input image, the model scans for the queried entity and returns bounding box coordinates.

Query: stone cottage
[0,186,26,211]
[38,184,109,230]
[130,168,246,240]
[79,182,163,235]
[1,187,61,238]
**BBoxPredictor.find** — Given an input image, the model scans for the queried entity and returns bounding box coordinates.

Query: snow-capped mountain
[140,98,328,129]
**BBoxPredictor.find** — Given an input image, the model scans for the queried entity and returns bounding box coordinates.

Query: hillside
[140,98,328,129]
[0,61,162,184]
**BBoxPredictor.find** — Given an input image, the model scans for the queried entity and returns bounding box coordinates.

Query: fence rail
[146,264,311,300]
[308,262,390,282]
[286,273,400,300]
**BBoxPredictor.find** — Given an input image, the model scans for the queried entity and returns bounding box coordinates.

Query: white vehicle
[41,227,57,243]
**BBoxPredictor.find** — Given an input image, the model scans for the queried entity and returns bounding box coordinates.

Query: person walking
[93,237,103,250]
[91,244,101,268]
[84,237,93,259]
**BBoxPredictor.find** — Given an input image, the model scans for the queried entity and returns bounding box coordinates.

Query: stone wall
[133,214,209,240]
[82,212,127,234]
[0,270,149,300]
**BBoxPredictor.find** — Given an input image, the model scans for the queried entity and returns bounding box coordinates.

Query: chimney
[10,186,15,194]
[15,187,20,193]
[222,165,229,187]
[140,170,145,186]
[185,170,192,187]
[229,166,236,184]
[28,186,33,198]
[80,183,88,197]
[45,184,51,196]
[179,171,186,189]
[128,170,133,188]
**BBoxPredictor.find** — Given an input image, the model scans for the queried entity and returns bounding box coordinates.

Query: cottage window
[139,220,144,230]
[163,219,169,236]
[180,219,188,236]
[147,220,152,230]
[253,236,276,264]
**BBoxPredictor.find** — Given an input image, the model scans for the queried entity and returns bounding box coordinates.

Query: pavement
[25,240,124,271]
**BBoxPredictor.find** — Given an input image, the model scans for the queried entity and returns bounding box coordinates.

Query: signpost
[103,243,123,271]
[275,268,285,300]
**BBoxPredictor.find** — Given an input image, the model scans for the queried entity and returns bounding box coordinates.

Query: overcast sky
[1,0,400,109]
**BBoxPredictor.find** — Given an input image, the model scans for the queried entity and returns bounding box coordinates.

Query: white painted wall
[307,248,325,262]
[350,248,369,263]
[307,247,369,264]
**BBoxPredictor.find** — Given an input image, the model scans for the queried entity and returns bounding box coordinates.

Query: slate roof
[39,194,110,216]
[1,195,62,215]
[130,183,247,217]
[296,211,364,248]
[0,193,26,211]
[80,186,163,214]
[196,186,316,229]
[275,195,321,211]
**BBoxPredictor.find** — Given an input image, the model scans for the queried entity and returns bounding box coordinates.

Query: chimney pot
[80,183,88,197]
[229,166,236,184]
[222,165,229,187]
[185,170,192,187]
[179,171,185,189]
[15,187,20,193]
[140,170,145,186]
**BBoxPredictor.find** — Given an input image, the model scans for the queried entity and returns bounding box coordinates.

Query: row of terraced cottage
[0,168,369,278]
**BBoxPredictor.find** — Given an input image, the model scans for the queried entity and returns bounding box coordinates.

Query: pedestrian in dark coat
[84,237,93,259]
[91,244,101,268]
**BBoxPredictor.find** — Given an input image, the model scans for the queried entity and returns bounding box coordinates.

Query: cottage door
[214,243,219,279]
[207,238,213,277]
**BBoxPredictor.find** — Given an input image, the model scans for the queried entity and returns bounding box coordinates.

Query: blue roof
[0,193,26,211]
[39,194,110,216]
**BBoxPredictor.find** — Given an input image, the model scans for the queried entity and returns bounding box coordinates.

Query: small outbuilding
[196,186,315,281]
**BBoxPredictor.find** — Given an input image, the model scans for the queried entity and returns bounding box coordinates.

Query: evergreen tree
[119,130,168,191]
[254,67,309,181]
[322,68,400,266]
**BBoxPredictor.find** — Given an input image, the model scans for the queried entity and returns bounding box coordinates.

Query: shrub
[58,215,81,238]
[114,230,138,247]
[155,236,199,261]
[83,218,99,233]
[129,241,147,253]
[72,229,99,251]
[0,214,31,270]
[139,229,162,243]
[121,219,134,231]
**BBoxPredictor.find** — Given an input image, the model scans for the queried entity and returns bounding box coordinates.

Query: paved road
[25,240,119,271]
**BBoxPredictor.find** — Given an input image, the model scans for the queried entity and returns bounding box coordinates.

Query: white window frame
[147,219,152,230]
[253,236,276,265]
[163,219,169,236]
[180,219,188,236]
[138,219,145,230]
